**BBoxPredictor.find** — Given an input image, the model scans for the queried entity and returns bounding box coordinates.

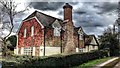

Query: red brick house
[14,3,99,56]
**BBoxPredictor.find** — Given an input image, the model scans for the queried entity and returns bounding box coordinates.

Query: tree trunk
[2,39,8,56]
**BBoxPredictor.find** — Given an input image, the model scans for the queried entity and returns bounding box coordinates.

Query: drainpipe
[60,29,62,53]
[43,27,46,56]
[78,34,80,52]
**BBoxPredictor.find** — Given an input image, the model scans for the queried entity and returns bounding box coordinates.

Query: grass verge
[73,57,113,68]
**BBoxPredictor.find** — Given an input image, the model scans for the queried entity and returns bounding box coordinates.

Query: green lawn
[73,57,113,68]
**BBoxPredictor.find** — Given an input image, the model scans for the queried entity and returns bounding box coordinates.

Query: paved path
[97,57,119,67]
[114,61,120,68]
[0,62,1,68]
[93,57,119,68]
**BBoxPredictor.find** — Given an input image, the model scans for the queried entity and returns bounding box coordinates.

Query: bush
[2,50,109,68]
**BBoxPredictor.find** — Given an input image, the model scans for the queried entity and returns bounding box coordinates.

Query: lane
[114,61,120,68]
[0,62,1,68]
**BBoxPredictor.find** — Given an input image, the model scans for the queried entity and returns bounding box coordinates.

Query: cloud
[71,2,118,36]
[31,2,64,10]
[94,2,118,14]
[25,2,118,36]
[18,0,119,2]
[2,2,117,37]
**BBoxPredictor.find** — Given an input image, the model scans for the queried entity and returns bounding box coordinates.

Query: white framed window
[80,34,83,40]
[31,26,34,36]
[24,28,27,38]
[54,28,61,36]
[78,28,83,40]
[79,48,83,52]
[24,47,33,55]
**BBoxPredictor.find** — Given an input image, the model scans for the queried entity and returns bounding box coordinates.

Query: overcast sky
[0,0,119,37]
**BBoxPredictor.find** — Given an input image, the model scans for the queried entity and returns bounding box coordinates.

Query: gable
[23,11,63,27]
[17,17,44,35]
[52,20,62,29]
[78,27,84,35]
[74,26,86,36]
[90,36,97,45]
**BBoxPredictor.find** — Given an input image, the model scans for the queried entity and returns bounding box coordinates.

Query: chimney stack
[63,3,76,53]
[63,3,73,22]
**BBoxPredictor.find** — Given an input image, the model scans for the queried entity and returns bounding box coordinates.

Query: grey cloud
[58,10,63,15]
[13,12,27,32]
[72,2,117,36]
[31,2,64,10]
[69,2,79,5]
[74,10,86,15]
[15,2,118,36]
[94,2,118,14]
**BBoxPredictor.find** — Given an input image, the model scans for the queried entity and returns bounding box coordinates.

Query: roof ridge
[35,10,63,21]
[23,10,63,22]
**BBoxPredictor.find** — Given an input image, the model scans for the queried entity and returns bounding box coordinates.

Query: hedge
[2,50,109,68]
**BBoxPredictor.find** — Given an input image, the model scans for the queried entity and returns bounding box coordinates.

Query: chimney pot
[63,3,73,9]
[63,3,73,22]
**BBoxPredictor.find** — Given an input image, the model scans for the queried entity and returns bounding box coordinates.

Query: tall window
[78,29,83,40]
[24,28,27,38]
[31,26,34,36]
[54,28,60,36]
[80,33,83,40]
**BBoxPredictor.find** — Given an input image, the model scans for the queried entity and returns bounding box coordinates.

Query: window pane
[31,26,34,36]
[54,28,60,36]
[24,47,33,55]
[24,28,27,38]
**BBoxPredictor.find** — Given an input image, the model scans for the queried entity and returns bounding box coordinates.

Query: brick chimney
[63,3,73,22]
[63,3,76,53]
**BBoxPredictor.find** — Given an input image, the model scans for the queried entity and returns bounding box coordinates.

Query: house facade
[14,3,99,56]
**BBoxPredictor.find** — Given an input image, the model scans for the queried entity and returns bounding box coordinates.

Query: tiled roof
[74,26,86,36]
[23,11,63,27]
[85,35,99,46]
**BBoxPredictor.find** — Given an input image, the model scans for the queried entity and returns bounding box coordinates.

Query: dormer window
[52,20,62,36]
[79,33,83,40]
[78,28,83,40]
[24,28,27,38]
[31,26,34,36]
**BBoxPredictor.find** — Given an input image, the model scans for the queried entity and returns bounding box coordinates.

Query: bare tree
[0,0,30,56]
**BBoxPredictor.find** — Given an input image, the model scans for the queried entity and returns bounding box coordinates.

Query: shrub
[2,50,109,68]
